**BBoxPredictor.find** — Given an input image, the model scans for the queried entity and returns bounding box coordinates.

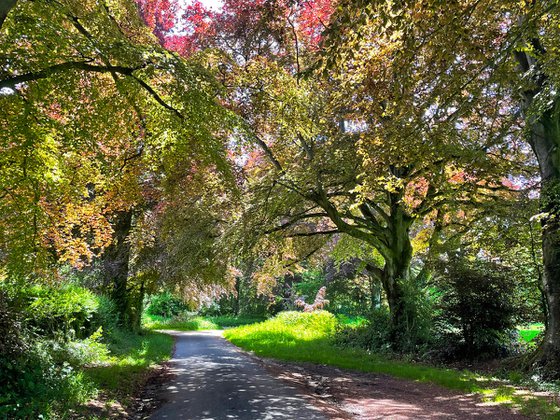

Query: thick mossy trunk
[382,206,414,349]
[538,178,560,376]
[102,210,133,329]
[528,105,560,377]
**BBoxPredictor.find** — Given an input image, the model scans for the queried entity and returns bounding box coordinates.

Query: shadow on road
[151,331,326,419]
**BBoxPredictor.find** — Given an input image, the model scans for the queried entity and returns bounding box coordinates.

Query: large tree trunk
[533,106,560,375]
[103,210,133,329]
[516,46,560,376]
[381,205,414,348]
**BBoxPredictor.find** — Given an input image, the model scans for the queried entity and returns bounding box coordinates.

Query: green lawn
[517,323,545,343]
[224,311,559,419]
[143,313,266,331]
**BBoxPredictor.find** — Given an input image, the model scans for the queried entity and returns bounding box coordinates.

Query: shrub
[146,291,188,318]
[19,284,99,340]
[334,308,392,353]
[434,259,517,360]
[92,295,120,334]
[272,310,337,335]
[0,338,95,418]
[0,281,113,417]
[0,290,27,359]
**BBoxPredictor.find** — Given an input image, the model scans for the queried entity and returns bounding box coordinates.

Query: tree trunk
[515,42,560,376]
[517,52,560,375]
[381,206,414,348]
[102,210,133,329]
[534,108,560,376]
[0,0,17,30]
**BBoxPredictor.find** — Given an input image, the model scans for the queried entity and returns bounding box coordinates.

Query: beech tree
[513,0,560,375]
[135,0,528,345]
[0,0,232,326]
[323,0,560,372]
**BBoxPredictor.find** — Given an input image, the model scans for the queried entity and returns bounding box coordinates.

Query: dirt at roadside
[259,358,529,420]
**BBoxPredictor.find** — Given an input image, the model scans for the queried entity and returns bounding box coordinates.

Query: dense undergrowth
[224,311,560,418]
[0,281,173,419]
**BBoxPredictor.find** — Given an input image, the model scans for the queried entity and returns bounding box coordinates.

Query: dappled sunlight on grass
[143,313,265,331]
[84,330,173,395]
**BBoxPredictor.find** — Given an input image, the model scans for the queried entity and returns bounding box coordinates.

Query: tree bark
[102,210,133,329]
[534,108,560,374]
[516,45,560,376]
[0,0,17,31]
[381,204,414,347]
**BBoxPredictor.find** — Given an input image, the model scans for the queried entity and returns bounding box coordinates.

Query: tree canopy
[2,0,560,378]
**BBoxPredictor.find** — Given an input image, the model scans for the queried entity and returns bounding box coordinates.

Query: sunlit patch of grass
[225,311,560,418]
[143,313,265,331]
[517,323,545,343]
[84,330,173,396]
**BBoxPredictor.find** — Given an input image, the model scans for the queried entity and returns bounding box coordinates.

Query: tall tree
[513,0,560,376]
[324,0,560,371]
[136,0,525,343]
[0,0,232,326]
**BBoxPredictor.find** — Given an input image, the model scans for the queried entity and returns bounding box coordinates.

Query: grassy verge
[224,311,559,419]
[143,313,266,331]
[84,330,174,396]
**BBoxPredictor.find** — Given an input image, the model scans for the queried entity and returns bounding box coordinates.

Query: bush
[92,295,120,334]
[0,290,27,359]
[16,284,100,340]
[146,291,188,318]
[0,281,118,417]
[0,338,96,418]
[272,310,337,335]
[334,308,392,353]
[434,258,517,360]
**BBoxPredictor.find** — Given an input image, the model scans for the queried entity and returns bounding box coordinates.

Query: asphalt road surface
[150,330,327,420]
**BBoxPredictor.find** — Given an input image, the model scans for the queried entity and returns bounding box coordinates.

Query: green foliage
[146,291,188,318]
[224,311,337,350]
[0,279,174,418]
[293,269,324,301]
[434,259,517,360]
[93,295,120,335]
[0,335,96,418]
[22,284,99,339]
[144,312,220,331]
[517,324,545,344]
[334,308,392,353]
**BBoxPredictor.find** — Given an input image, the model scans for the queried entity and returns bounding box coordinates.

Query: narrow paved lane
[150,330,327,420]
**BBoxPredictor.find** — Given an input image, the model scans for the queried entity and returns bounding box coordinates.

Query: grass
[224,311,560,419]
[143,312,266,331]
[84,329,174,396]
[517,323,545,343]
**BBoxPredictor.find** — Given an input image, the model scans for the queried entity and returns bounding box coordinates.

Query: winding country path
[150,330,327,419]
[150,330,528,420]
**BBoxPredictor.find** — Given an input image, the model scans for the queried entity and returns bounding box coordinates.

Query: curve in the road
[150,330,326,420]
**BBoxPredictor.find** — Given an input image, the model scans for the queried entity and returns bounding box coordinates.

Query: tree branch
[0,0,17,31]
[0,61,143,89]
